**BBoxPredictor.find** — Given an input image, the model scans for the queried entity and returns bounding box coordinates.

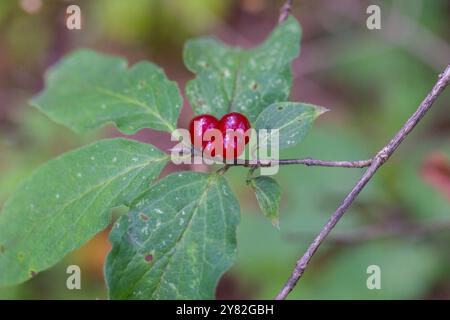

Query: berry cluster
[189,112,251,160]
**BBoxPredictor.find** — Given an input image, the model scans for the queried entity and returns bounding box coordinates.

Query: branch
[275,65,450,300]
[170,146,372,169]
[278,0,294,24]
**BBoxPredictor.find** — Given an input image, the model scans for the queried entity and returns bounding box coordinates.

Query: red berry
[203,141,216,157]
[189,112,251,160]
[218,112,251,159]
[189,114,219,149]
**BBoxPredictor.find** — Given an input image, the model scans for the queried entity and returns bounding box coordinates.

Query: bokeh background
[0,0,449,299]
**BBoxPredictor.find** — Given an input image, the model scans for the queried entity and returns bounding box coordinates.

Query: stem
[216,164,231,175]
[275,65,450,300]
[279,0,294,24]
[170,145,372,169]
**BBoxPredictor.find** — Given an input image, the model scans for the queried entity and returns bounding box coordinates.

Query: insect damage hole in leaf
[144,254,154,263]
[255,102,328,150]
[0,13,318,301]
[0,138,168,286]
[105,171,240,300]
[184,16,301,122]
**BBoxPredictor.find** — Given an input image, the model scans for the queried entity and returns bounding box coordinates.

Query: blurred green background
[0,0,449,299]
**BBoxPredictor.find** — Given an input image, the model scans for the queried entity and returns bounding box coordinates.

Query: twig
[170,146,372,169]
[275,65,450,300]
[216,164,231,175]
[278,0,294,24]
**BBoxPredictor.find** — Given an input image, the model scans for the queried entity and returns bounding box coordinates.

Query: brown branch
[275,65,450,300]
[171,146,372,169]
[278,0,294,24]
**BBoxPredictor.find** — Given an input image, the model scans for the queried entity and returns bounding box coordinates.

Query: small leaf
[31,49,182,134]
[249,176,281,227]
[184,16,301,122]
[0,138,168,286]
[255,102,328,150]
[105,171,240,300]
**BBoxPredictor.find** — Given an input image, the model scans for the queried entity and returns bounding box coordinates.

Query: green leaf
[105,171,240,299]
[249,176,281,227]
[184,16,301,122]
[31,49,182,134]
[255,102,328,150]
[0,138,168,286]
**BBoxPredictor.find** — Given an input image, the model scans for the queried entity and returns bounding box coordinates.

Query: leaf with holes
[0,138,168,286]
[183,16,301,122]
[249,176,281,227]
[105,171,240,299]
[31,49,182,134]
[255,102,328,150]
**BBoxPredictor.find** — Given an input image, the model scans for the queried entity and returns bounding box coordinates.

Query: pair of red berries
[189,112,251,160]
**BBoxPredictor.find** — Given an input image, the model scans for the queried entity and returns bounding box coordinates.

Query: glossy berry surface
[189,114,219,149]
[219,112,251,159]
[189,112,251,160]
